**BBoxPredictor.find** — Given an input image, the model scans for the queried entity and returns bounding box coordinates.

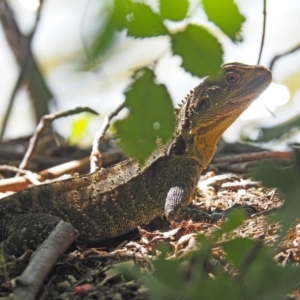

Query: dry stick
[18,107,98,172]
[1,66,30,138]
[212,151,293,165]
[0,146,71,166]
[0,0,54,136]
[90,102,125,173]
[13,221,79,300]
[212,158,292,175]
[0,165,28,175]
[0,0,25,63]
[0,0,44,139]
[0,148,125,193]
[214,164,249,175]
[24,171,42,186]
[257,0,267,65]
[221,181,261,191]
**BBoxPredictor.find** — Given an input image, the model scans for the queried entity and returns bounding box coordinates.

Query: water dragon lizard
[0,62,272,257]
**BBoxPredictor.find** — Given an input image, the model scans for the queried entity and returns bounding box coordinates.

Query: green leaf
[223,237,300,300]
[243,244,300,300]
[119,246,184,299]
[247,265,300,300]
[127,3,168,38]
[113,0,168,37]
[195,273,241,300]
[202,0,245,42]
[254,163,300,235]
[120,261,181,299]
[171,24,223,78]
[160,0,189,21]
[112,0,134,30]
[223,238,257,269]
[114,68,175,164]
[89,0,168,58]
[258,115,300,142]
[153,255,182,291]
[86,0,132,63]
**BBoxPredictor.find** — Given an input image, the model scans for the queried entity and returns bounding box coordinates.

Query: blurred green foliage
[120,209,300,300]
[87,2,300,298]
[119,158,300,299]
[87,0,245,164]
[202,0,245,41]
[256,114,300,143]
[160,0,189,21]
[254,159,300,235]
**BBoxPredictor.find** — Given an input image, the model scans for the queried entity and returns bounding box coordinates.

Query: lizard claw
[223,204,257,216]
[208,204,257,222]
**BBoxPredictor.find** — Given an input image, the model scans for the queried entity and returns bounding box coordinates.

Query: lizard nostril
[200,98,210,109]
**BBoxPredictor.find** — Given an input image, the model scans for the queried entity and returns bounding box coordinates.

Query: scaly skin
[0,63,272,257]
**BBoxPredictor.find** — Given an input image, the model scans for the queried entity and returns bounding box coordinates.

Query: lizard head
[172,62,272,167]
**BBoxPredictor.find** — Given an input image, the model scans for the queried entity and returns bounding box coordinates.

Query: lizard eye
[225,72,240,84]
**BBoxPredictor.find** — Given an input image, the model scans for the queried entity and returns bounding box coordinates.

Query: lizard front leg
[164,186,212,222]
[164,186,256,223]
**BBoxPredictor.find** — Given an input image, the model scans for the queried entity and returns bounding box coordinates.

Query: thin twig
[0,146,71,166]
[257,0,267,65]
[18,107,98,172]
[0,165,28,175]
[262,103,276,118]
[25,171,42,185]
[269,44,300,71]
[0,148,125,193]
[90,102,125,173]
[221,181,261,191]
[212,151,293,165]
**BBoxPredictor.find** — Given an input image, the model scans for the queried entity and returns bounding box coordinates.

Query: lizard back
[0,155,202,243]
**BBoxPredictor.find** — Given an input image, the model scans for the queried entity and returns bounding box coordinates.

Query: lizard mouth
[191,66,272,136]
[232,69,272,103]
